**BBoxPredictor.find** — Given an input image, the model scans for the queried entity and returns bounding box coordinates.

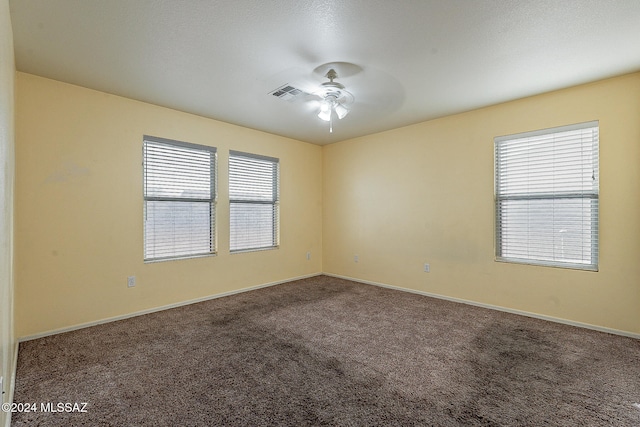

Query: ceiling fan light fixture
[334,103,349,119]
[312,68,355,131]
[318,107,332,122]
[319,99,332,111]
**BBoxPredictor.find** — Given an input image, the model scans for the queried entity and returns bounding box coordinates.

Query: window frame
[494,121,599,271]
[228,150,280,253]
[143,135,217,262]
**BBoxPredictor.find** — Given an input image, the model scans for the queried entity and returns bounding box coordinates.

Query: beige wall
[0,0,15,423]
[323,72,640,335]
[15,73,323,338]
[12,68,640,339]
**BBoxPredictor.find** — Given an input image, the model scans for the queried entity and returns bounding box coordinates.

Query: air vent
[269,84,306,101]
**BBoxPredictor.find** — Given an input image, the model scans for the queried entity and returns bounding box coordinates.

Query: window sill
[495,256,598,272]
[230,246,279,255]
[144,252,217,263]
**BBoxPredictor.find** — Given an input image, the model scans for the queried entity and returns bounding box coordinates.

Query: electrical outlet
[306,252,311,260]
[127,276,136,288]
[354,255,359,263]
[424,263,430,273]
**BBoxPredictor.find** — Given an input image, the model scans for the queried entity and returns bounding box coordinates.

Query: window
[229,151,279,253]
[143,136,216,261]
[494,121,599,270]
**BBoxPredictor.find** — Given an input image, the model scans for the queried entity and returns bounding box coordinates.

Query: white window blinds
[143,136,216,261]
[495,121,599,270]
[229,151,279,253]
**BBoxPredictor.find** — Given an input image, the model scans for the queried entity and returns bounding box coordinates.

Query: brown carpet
[12,275,640,426]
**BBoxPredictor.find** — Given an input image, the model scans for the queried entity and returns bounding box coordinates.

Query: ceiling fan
[266,61,402,136]
[312,68,354,133]
[267,62,361,133]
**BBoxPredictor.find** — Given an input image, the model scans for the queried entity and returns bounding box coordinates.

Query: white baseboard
[18,273,322,342]
[324,272,640,340]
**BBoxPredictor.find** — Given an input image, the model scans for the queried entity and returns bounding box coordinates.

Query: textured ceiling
[9,0,640,145]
